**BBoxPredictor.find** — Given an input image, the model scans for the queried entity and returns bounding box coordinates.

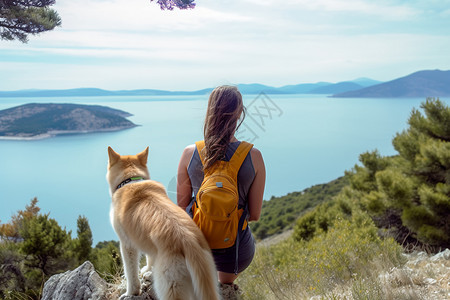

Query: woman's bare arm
[247,147,266,221]
[177,145,195,211]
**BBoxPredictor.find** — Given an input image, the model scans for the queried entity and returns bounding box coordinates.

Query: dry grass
[237,216,450,300]
[98,218,449,300]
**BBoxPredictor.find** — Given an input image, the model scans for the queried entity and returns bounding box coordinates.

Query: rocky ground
[41,249,449,300]
[381,249,450,300]
[41,261,241,300]
[311,249,450,300]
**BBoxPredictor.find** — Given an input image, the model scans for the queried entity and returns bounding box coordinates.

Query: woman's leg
[218,271,239,284]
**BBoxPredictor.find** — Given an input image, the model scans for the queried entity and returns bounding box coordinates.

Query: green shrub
[238,213,404,300]
[251,176,349,240]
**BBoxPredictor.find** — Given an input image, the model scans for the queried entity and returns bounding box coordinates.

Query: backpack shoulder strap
[195,140,206,166]
[195,140,253,170]
[229,141,253,172]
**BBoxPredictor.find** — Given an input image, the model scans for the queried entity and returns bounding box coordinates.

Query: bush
[251,176,349,240]
[238,213,404,300]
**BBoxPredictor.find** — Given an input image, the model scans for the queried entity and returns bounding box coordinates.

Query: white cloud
[4,31,449,91]
[1,0,449,91]
[55,0,253,32]
[244,0,418,19]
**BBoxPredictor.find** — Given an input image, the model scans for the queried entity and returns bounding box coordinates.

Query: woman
[177,85,266,287]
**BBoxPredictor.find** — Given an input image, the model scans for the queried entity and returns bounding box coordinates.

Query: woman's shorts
[211,226,256,274]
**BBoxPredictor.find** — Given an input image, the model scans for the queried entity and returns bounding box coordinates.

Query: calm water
[0,94,443,243]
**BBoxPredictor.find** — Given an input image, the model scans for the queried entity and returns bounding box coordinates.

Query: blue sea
[0,94,444,244]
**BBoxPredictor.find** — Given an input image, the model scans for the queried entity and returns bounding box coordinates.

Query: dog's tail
[184,242,221,300]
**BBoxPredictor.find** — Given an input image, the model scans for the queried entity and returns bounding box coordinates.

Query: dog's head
[106,147,150,195]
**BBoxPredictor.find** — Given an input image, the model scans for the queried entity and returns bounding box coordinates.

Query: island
[0,103,137,140]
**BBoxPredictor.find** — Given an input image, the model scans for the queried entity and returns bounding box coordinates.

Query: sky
[1,0,450,91]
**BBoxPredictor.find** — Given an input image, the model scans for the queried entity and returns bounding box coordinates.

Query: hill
[308,81,363,94]
[250,175,349,240]
[333,69,450,97]
[0,103,137,139]
[0,88,213,97]
[0,79,381,97]
[236,83,285,94]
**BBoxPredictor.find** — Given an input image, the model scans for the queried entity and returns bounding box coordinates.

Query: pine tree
[19,213,74,284]
[1,0,196,43]
[348,98,450,249]
[151,0,196,10]
[0,0,61,43]
[74,215,93,263]
[391,98,450,247]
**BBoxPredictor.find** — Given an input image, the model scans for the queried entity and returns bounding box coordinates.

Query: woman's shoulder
[250,145,261,154]
[236,140,262,158]
[180,144,196,163]
[249,145,262,157]
[249,145,264,167]
[184,144,196,152]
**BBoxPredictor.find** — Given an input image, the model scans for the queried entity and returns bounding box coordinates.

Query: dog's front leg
[120,243,141,297]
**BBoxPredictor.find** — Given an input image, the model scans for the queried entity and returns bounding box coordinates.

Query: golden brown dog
[106,147,220,300]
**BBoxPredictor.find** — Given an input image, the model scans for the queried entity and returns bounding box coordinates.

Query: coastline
[0,125,137,141]
[0,134,52,141]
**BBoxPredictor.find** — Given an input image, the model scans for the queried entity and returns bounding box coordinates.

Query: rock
[42,262,238,300]
[41,261,108,300]
[430,249,450,262]
[117,271,158,300]
[424,278,437,285]
[219,283,243,300]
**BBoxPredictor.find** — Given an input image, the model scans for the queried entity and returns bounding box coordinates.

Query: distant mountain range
[0,103,136,139]
[332,70,450,98]
[0,78,381,97]
[0,88,213,98]
[0,70,448,98]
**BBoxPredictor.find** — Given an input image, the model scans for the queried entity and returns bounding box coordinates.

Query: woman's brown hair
[202,85,245,170]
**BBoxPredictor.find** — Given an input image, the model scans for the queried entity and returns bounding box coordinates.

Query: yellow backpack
[192,140,253,250]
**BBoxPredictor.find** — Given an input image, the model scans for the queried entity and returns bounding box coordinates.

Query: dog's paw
[119,292,141,300]
[140,265,152,274]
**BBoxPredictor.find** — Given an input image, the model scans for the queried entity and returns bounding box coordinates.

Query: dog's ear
[137,147,149,166]
[108,146,121,166]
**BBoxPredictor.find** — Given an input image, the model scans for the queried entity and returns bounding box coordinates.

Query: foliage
[91,240,122,283]
[0,198,44,298]
[346,98,449,249]
[0,197,40,240]
[238,213,404,300]
[0,0,196,43]
[19,213,76,296]
[250,176,349,240]
[19,213,73,275]
[0,200,127,298]
[73,215,93,264]
[0,0,61,43]
[293,194,351,242]
[151,0,196,10]
[0,200,76,298]
[0,242,25,298]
